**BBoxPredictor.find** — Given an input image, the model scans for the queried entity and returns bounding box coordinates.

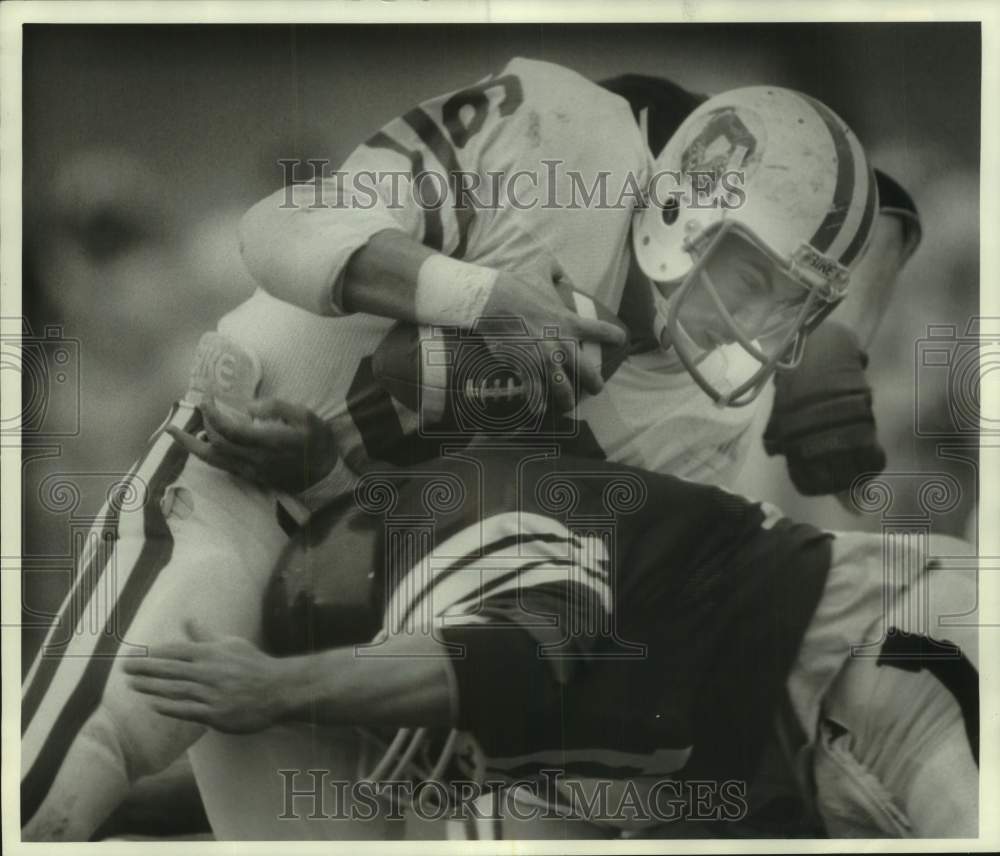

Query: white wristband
[415,255,498,326]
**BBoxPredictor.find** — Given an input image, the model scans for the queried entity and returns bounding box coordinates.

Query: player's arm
[259,585,593,734]
[238,67,522,321]
[124,586,595,736]
[243,196,619,417]
[274,634,456,728]
[239,74,624,410]
[123,623,454,732]
[340,230,624,367]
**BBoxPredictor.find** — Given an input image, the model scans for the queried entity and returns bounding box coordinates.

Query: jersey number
[441,74,523,148]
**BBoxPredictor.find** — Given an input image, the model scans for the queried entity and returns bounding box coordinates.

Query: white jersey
[576,343,762,486]
[225,56,761,497]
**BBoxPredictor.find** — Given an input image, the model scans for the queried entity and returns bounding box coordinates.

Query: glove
[763,321,886,497]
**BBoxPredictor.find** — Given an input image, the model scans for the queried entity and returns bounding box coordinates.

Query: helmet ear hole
[660,197,680,226]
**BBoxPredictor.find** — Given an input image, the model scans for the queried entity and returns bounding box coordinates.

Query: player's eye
[737,269,770,300]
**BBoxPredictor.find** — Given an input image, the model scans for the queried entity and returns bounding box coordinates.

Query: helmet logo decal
[680,108,759,190]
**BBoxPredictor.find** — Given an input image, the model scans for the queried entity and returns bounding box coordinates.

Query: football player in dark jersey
[124,447,978,838]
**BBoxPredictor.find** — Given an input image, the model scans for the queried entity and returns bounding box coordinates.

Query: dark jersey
[267,445,832,794]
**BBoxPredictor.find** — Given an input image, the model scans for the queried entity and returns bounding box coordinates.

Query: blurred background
[19,22,981,673]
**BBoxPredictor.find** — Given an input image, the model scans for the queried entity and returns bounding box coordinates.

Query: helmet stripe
[838,163,878,266]
[802,94,856,254]
[825,119,876,266]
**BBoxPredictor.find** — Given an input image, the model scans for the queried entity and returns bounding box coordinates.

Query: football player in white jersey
[22,58,917,841]
[231,61,902,487]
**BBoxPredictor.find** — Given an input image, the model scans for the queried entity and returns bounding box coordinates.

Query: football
[371,282,629,434]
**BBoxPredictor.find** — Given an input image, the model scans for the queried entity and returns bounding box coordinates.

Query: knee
[98,686,205,783]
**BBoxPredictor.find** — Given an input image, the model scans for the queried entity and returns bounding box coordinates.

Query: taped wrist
[414,255,498,327]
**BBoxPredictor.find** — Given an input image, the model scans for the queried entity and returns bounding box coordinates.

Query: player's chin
[698,326,735,351]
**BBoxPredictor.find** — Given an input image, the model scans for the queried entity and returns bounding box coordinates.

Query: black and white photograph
[2,0,997,848]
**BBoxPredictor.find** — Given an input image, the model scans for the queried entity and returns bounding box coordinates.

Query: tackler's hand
[124,620,284,735]
[167,397,340,495]
[763,321,887,502]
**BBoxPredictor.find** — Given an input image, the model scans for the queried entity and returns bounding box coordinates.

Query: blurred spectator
[22,149,255,670]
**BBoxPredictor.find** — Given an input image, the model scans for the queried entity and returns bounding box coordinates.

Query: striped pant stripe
[22,403,182,730]
[21,405,201,824]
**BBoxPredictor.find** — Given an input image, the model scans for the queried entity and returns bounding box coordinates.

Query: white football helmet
[632,86,879,406]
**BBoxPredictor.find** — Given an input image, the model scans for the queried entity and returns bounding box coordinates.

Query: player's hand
[167,397,340,494]
[483,271,627,412]
[123,620,284,735]
[763,320,886,500]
